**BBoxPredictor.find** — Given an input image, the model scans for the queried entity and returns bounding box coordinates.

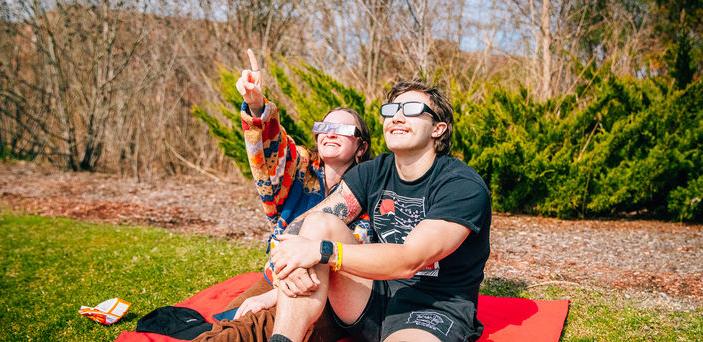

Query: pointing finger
[247,48,259,72]
[246,49,262,87]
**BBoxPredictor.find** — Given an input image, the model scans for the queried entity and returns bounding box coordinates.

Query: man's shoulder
[434,155,490,195]
[342,153,392,193]
[357,152,394,170]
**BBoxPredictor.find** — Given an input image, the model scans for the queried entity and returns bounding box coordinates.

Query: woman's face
[316,110,362,165]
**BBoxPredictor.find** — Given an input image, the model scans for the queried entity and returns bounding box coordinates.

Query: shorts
[333,280,483,342]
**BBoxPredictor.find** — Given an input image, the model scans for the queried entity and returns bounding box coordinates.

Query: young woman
[223,50,374,325]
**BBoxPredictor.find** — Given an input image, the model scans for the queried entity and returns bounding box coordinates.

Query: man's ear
[431,122,448,138]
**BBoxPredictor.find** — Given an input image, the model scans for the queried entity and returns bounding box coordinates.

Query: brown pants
[193,278,346,342]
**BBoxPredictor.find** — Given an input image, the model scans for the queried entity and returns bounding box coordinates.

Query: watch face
[321,240,334,256]
[320,240,334,264]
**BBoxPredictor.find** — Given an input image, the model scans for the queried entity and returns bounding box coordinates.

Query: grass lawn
[1,214,701,341]
[1,214,265,341]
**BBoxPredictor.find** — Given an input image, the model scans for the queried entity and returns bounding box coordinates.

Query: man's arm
[273,217,470,280]
[284,181,362,235]
[270,181,363,293]
[337,219,470,279]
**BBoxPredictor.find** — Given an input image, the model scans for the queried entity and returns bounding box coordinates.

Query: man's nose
[391,107,406,123]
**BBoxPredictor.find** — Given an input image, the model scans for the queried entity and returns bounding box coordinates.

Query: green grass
[481,280,702,341]
[0,214,265,341]
[1,214,701,341]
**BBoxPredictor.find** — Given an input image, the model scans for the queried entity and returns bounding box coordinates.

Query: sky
[1,0,532,56]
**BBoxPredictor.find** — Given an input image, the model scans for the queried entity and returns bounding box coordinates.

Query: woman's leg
[224,277,274,311]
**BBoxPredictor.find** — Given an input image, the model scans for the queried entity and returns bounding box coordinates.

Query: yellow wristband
[333,242,343,272]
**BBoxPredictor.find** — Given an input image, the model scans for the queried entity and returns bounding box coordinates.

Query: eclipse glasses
[312,122,361,137]
[380,101,439,121]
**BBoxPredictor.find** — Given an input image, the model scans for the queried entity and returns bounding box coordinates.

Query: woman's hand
[235,49,264,116]
[233,288,277,320]
[276,267,321,297]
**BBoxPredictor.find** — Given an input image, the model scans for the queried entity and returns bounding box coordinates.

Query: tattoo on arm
[320,183,361,223]
[284,182,362,235]
[286,219,304,235]
[322,203,349,218]
[342,187,362,220]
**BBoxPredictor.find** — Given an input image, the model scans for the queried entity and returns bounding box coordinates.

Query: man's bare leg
[272,263,330,341]
[272,212,373,341]
[384,328,441,342]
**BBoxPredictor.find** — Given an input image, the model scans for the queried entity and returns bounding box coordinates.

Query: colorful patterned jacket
[241,100,373,284]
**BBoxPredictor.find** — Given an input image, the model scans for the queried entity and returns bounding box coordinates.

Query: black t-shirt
[343,153,491,303]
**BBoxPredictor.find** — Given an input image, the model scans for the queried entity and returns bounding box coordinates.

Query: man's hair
[385,80,453,155]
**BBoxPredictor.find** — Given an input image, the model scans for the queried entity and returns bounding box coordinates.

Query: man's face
[383,90,438,154]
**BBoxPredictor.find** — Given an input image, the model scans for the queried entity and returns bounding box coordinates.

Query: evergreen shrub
[195,61,702,222]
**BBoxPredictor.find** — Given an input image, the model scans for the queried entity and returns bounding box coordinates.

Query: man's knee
[299,212,348,239]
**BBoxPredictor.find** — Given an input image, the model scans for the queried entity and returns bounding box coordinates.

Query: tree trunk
[540,0,552,99]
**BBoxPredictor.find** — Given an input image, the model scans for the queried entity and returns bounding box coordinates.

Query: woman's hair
[310,107,372,169]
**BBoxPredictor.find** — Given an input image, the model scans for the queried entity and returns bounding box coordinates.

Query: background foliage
[2,0,702,220]
[196,61,702,222]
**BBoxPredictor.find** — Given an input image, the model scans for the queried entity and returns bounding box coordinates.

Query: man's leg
[272,212,373,341]
[384,329,441,342]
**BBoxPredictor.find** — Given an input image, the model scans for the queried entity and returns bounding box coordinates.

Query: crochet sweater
[241,100,373,283]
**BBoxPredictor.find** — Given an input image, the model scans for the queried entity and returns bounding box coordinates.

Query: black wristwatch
[320,240,334,264]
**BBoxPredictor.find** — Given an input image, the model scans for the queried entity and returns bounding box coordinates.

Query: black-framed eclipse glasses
[380,102,439,121]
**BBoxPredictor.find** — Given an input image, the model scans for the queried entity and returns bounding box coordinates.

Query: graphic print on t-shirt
[373,190,439,276]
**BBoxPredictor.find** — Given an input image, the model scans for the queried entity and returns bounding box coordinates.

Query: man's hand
[276,267,321,298]
[233,289,277,320]
[235,48,264,115]
[271,234,323,279]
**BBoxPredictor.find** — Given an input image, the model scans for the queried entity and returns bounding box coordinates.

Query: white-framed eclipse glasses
[312,122,361,137]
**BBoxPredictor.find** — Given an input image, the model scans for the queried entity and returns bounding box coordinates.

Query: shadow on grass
[480,277,529,297]
[119,312,139,323]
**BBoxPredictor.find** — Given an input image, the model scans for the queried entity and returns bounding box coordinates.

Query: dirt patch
[2,193,210,228]
[487,214,703,308]
[0,161,268,240]
[2,161,702,309]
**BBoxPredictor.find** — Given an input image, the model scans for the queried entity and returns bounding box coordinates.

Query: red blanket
[116,273,569,342]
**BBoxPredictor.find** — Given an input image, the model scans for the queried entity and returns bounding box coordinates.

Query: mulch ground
[2,161,701,310]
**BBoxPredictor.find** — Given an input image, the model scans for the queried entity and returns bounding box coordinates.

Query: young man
[268,81,491,342]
